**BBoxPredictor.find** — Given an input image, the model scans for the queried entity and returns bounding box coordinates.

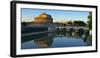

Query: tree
[67,21,72,26]
[73,21,86,26]
[21,22,28,26]
[88,12,92,30]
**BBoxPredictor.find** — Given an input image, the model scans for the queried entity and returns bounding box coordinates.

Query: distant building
[34,13,53,24]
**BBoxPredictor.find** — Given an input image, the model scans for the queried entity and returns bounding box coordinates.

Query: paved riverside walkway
[22,31,54,36]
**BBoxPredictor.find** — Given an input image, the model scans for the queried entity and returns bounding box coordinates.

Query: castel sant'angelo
[34,13,53,24]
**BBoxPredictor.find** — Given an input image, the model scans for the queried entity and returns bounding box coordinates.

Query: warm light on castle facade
[34,13,53,24]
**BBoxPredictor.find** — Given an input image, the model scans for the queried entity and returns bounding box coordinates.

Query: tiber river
[21,29,92,49]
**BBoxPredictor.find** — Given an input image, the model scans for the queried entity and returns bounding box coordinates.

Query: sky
[21,8,89,23]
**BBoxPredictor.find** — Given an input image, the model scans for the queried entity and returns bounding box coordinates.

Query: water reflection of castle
[33,32,54,48]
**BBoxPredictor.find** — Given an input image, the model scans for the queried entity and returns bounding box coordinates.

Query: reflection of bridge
[55,26,88,30]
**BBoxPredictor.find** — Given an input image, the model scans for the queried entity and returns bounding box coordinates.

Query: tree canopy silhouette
[88,12,92,30]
